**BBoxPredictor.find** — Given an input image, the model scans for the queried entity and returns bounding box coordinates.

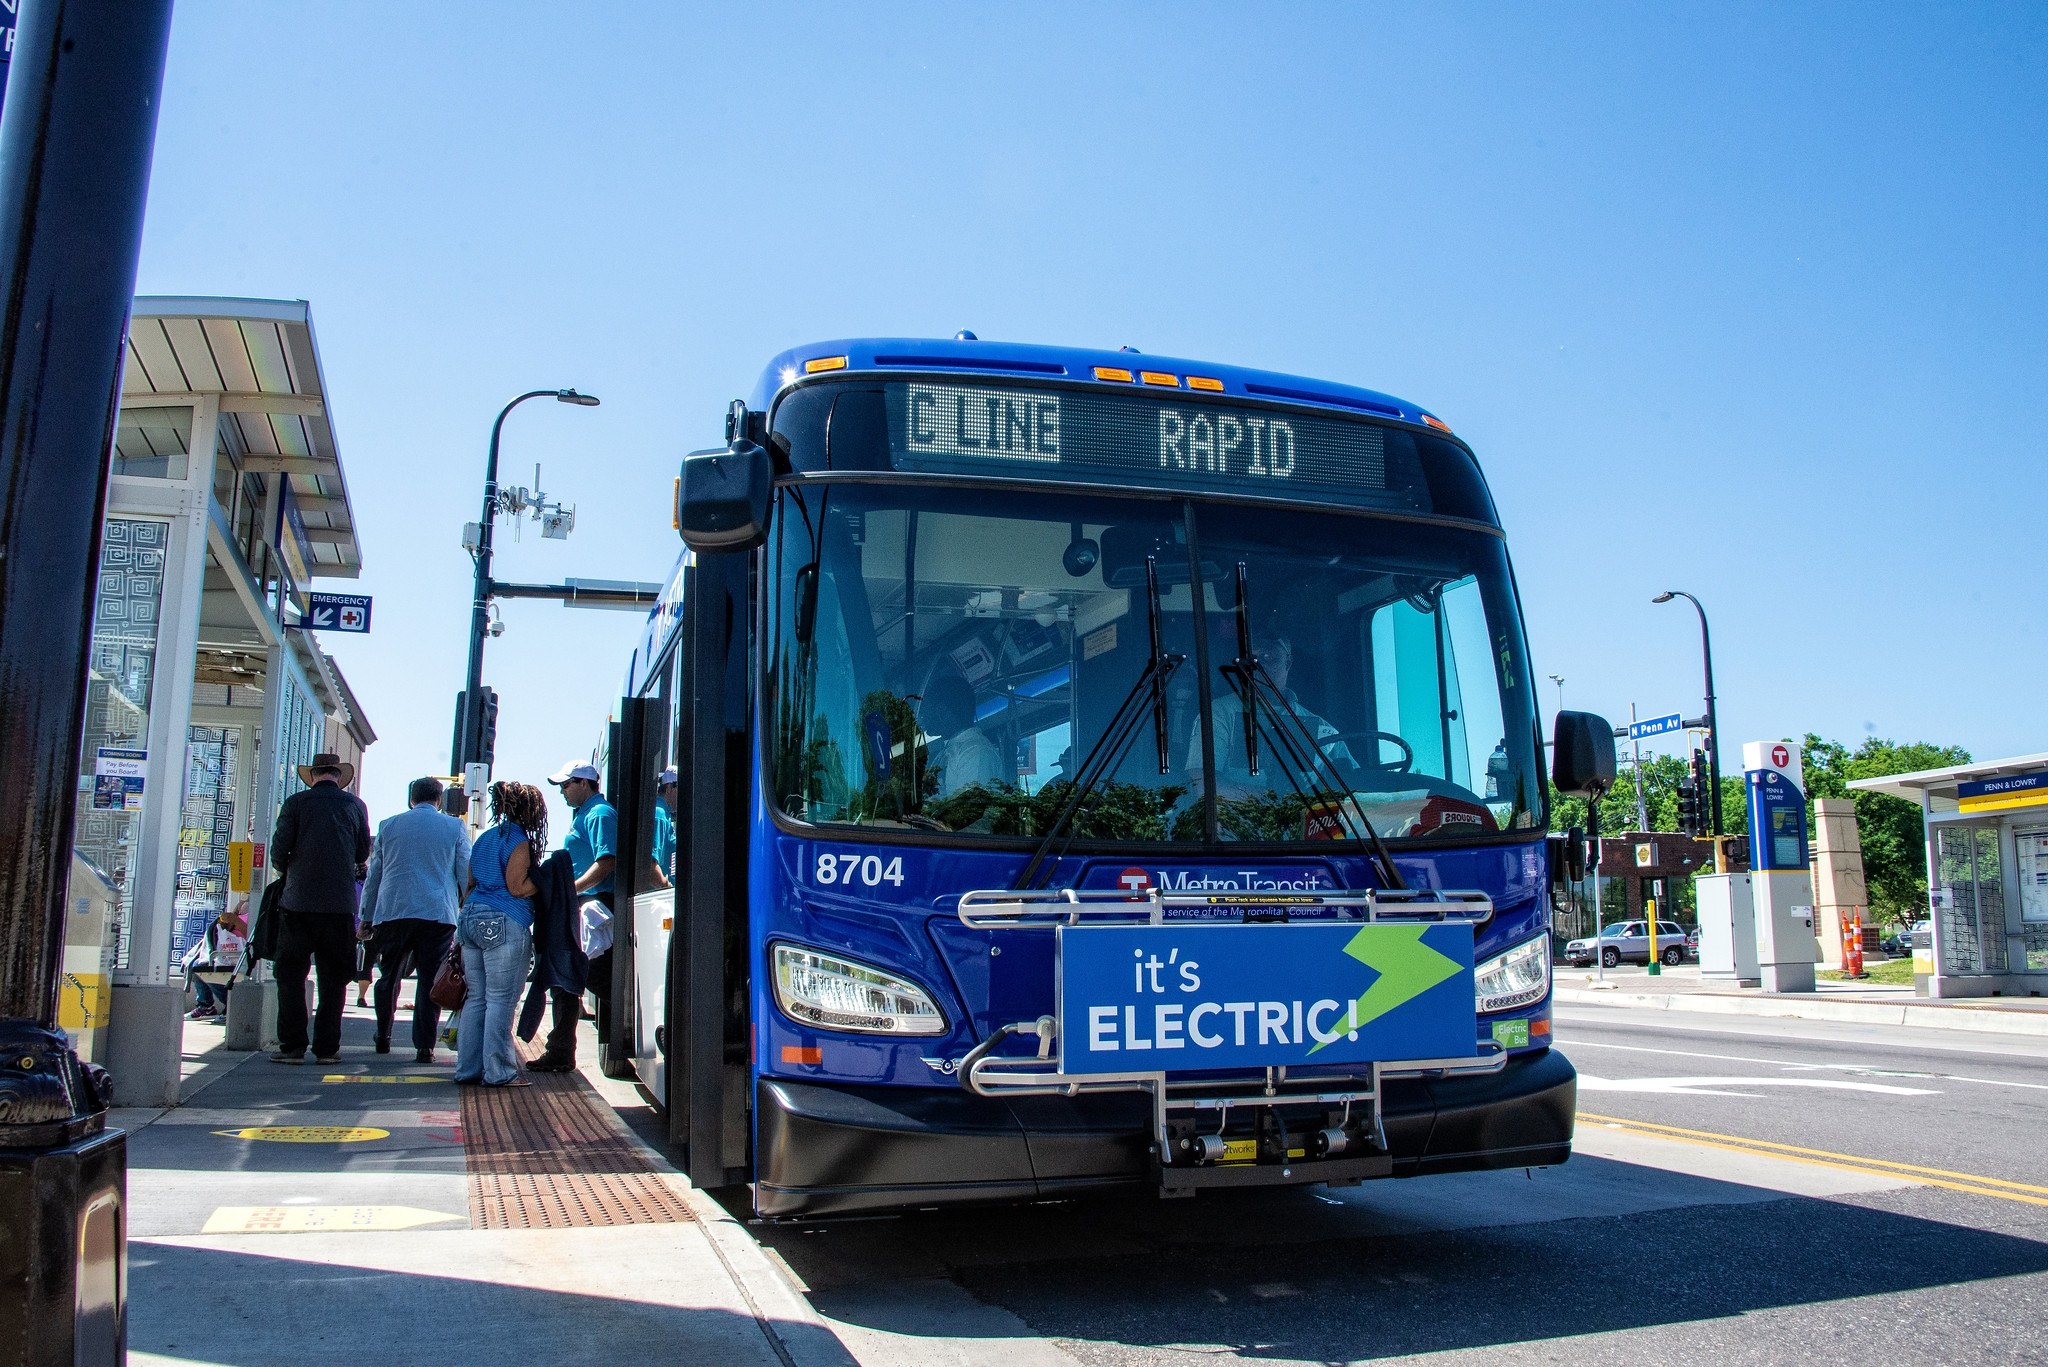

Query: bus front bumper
[753,1047,1576,1219]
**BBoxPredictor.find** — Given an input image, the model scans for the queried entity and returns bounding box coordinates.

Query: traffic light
[1675,777,1701,837]
[450,685,500,772]
[1674,748,1711,837]
[1690,748,1711,836]
[450,687,471,773]
[474,686,499,770]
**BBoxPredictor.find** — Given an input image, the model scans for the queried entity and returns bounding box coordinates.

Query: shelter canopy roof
[122,296,361,577]
[1850,753,2048,803]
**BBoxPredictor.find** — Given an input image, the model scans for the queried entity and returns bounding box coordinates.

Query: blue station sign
[305,593,372,634]
[1057,921,1476,1074]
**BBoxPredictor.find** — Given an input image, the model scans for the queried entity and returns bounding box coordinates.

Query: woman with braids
[454,781,548,1087]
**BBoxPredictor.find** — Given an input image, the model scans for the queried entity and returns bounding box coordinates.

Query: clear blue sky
[132,3,2048,826]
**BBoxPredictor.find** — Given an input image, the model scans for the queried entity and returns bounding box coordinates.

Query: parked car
[1881,919,1931,958]
[1686,925,1701,957]
[1564,920,1692,968]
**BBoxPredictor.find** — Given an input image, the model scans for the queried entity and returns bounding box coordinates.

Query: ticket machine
[1745,740,1819,992]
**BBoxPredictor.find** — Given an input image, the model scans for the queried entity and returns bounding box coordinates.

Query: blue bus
[602,337,1616,1217]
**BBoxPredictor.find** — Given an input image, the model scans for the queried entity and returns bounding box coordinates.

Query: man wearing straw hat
[269,751,373,1064]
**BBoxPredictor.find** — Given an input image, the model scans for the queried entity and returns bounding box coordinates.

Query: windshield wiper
[1014,555,1183,891]
[1226,564,1407,891]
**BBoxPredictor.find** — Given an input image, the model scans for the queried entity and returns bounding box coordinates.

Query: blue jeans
[189,974,227,1011]
[453,911,532,1085]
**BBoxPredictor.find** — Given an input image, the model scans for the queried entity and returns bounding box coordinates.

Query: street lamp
[1652,590,1720,835]
[455,388,600,770]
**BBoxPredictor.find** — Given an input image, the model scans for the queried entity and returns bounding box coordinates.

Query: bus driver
[1186,634,1353,798]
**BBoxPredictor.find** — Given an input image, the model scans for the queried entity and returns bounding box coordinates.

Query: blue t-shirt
[465,822,534,927]
[566,794,617,895]
[651,802,675,882]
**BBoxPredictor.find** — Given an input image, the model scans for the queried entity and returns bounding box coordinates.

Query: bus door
[621,689,677,1105]
[670,554,753,1188]
[607,699,662,1084]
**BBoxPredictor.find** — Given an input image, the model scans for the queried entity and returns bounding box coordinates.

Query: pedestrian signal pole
[0,2,175,1361]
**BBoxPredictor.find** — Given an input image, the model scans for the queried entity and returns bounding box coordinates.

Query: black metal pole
[0,0,174,1031]
[455,390,549,770]
[453,388,596,771]
[0,3,174,1360]
[1658,590,1721,837]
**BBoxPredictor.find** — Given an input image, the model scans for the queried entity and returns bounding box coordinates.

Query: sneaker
[526,1054,575,1073]
[314,1053,341,1065]
[415,1049,435,1065]
[271,1051,305,1065]
[185,1006,216,1020]
[373,1037,391,1055]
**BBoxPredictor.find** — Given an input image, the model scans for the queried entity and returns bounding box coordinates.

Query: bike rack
[952,884,1506,1188]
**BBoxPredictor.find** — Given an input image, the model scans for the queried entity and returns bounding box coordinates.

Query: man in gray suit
[360,775,472,1063]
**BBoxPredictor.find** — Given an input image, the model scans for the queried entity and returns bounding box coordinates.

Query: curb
[1554,986,2048,1037]
[578,1064,858,1367]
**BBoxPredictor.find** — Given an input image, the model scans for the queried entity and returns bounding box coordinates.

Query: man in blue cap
[649,765,678,888]
[532,760,618,1072]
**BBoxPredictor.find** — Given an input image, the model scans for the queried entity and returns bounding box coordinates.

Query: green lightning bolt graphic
[1307,925,1462,1054]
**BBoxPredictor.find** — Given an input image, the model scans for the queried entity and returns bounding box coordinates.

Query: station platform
[118,1004,854,1366]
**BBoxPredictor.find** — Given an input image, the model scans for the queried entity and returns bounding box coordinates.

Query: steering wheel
[1312,730,1415,774]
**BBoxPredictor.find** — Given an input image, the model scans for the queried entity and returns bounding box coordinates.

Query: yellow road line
[1581,1111,2048,1209]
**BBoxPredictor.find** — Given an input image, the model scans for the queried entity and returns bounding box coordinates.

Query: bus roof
[750,337,1449,434]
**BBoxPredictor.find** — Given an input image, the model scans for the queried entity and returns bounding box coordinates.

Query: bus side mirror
[1551,710,1617,797]
[678,438,772,552]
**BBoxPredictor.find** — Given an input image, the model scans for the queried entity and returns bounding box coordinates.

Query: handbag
[250,879,285,962]
[429,938,467,1012]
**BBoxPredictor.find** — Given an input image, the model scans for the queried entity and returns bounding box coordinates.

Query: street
[736,1005,2048,1366]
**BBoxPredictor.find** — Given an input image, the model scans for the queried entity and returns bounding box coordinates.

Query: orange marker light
[1093,366,1135,382]
[1139,371,1179,387]
[1422,414,1452,433]
[1530,1017,1552,1037]
[672,477,682,531]
[1186,376,1224,392]
[804,356,848,375]
[781,1045,824,1065]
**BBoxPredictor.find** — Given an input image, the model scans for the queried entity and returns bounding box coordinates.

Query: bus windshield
[768,481,1543,846]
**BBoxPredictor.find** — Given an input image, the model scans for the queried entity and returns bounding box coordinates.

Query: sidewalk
[119,1001,854,1367]
[1554,963,2048,1036]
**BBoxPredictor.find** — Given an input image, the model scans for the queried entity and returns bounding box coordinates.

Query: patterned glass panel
[70,517,169,973]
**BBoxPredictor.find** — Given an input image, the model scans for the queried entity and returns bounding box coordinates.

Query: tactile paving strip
[461,1038,694,1229]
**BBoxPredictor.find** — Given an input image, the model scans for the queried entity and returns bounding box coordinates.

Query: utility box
[1697,872,1759,987]
[1753,872,1820,992]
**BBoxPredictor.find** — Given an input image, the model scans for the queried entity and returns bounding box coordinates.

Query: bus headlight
[1474,936,1550,1014]
[772,945,946,1036]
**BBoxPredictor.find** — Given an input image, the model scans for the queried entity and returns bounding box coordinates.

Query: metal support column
[0,2,176,1361]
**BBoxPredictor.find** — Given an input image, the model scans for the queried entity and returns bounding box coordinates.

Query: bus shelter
[1851,754,2048,997]
[78,296,375,1103]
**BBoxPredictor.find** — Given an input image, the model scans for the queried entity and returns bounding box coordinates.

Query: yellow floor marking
[1582,1111,2048,1208]
[201,1205,460,1234]
[212,1126,390,1143]
[320,1075,441,1084]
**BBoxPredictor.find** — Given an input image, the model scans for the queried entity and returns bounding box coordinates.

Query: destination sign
[889,381,1417,508]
